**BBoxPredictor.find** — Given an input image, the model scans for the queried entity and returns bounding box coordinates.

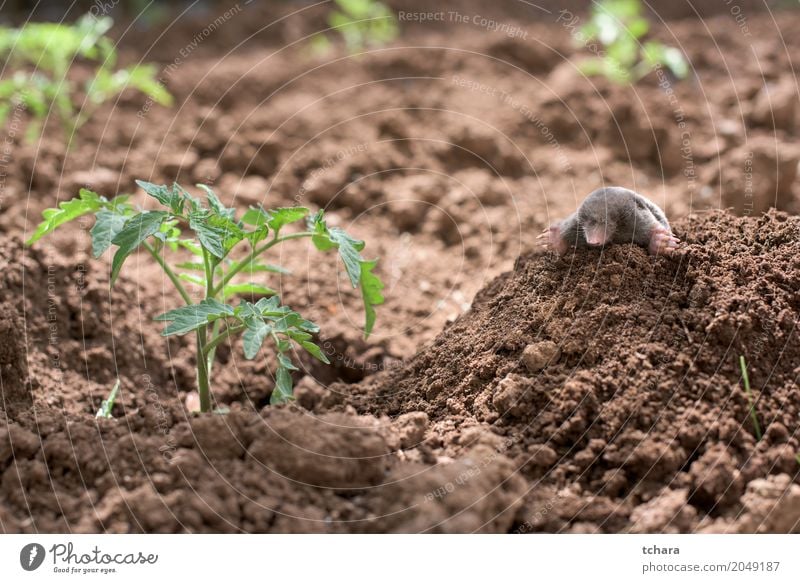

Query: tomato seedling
[0,14,172,143]
[576,0,688,84]
[311,0,398,54]
[27,182,385,412]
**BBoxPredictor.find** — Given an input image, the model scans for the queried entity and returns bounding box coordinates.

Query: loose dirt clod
[521,341,560,372]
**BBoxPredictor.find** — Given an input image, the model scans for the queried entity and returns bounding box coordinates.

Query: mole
[540,187,680,256]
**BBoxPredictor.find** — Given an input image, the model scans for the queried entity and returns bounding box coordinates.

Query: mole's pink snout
[584,227,609,246]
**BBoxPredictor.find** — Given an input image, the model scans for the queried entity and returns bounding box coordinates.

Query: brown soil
[1,2,800,533]
[347,209,800,532]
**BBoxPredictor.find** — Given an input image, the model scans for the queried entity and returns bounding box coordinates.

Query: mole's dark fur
[544,187,680,256]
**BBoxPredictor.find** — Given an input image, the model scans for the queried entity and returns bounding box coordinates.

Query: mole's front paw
[648,226,680,256]
[538,225,568,255]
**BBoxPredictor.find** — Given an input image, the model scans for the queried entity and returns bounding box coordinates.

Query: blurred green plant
[313,0,398,54]
[577,0,688,84]
[0,14,172,143]
[128,0,171,29]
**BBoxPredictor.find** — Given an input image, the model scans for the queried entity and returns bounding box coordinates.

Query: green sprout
[313,0,398,54]
[95,379,121,419]
[577,0,688,84]
[0,14,172,143]
[739,356,762,441]
[27,182,385,413]
[740,356,800,466]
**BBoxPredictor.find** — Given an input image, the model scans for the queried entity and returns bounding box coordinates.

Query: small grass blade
[739,356,762,441]
[95,379,121,419]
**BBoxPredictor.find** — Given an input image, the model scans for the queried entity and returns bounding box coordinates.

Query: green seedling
[740,357,800,466]
[738,356,762,441]
[95,379,121,418]
[28,182,385,412]
[577,0,688,84]
[0,14,172,143]
[313,0,398,54]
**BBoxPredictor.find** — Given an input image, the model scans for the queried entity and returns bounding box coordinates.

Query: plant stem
[143,242,193,304]
[739,355,762,441]
[202,250,216,298]
[212,232,314,296]
[196,327,211,412]
[206,319,223,376]
[195,248,218,413]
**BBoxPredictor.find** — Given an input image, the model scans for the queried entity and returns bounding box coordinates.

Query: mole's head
[577,196,616,246]
[578,188,633,247]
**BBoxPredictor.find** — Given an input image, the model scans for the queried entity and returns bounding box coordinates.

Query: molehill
[343,209,800,533]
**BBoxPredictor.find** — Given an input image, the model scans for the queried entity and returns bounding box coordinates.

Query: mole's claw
[648,227,681,256]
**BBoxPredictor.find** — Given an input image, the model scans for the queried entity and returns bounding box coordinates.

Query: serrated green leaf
[155,298,234,336]
[267,207,309,233]
[197,184,235,219]
[299,340,330,364]
[189,211,243,259]
[222,282,277,297]
[230,259,290,275]
[91,209,129,258]
[244,225,269,246]
[309,210,336,250]
[270,355,295,405]
[331,228,366,287]
[277,352,298,371]
[272,312,304,333]
[136,181,170,205]
[287,329,313,342]
[173,183,202,212]
[242,320,271,359]
[135,180,183,214]
[189,211,225,258]
[255,295,281,313]
[310,213,366,287]
[242,205,308,234]
[27,189,104,244]
[110,210,168,283]
[235,302,261,325]
[241,207,267,227]
[359,259,384,338]
[298,319,320,334]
